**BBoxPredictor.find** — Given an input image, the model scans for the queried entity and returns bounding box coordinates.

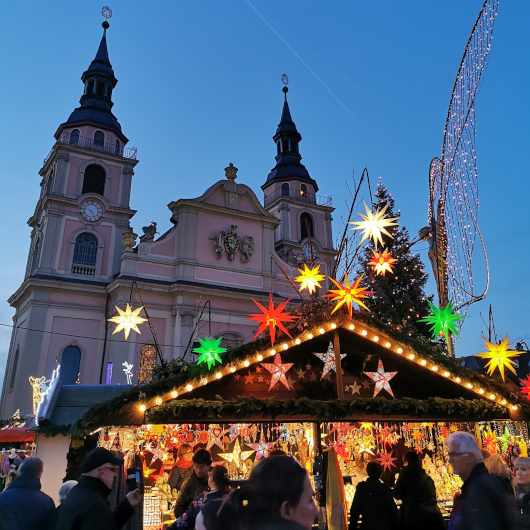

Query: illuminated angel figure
[419,0,498,355]
[122,362,134,385]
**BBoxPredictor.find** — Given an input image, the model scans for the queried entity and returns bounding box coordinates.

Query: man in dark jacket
[56,447,141,530]
[447,431,512,530]
[393,451,444,530]
[173,448,212,518]
[349,461,399,530]
[0,456,55,530]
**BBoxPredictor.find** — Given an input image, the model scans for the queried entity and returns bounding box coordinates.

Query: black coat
[393,464,444,530]
[349,477,399,530]
[0,475,55,530]
[55,475,135,530]
[168,464,194,491]
[173,472,209,518]
[513,485,530,530]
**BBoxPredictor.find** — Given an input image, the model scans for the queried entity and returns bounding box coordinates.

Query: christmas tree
[356,179,434,340]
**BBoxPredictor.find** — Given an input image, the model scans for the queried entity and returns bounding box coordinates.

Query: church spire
[264,76,317,191]
[64,20,122,133]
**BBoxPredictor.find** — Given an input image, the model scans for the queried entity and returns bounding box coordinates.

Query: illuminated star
[324,273,373,316]
[108,304,148,340]
[483,427,498,454]
[295,264,325,294]
[251,432,274,460]
[418,300,465,344]
[313,342,346,380]
[364,360,397,398]
[246,294,298,346]
[260,353,294,391]
[193,336,226,370]
[349,202,399,248]
[520,375,530,400]
[218,439,255,469]
[414,445,424,454]
[476,334,519,382]
[376,450,397,472]
[497,428,511,453]
[207,425,227,451]
[349,381,361,395]
[360,423,373,431]
[369,248,397,277]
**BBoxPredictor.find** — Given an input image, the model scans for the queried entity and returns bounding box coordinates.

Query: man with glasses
[56,447,141,530]
[446,431,512,530]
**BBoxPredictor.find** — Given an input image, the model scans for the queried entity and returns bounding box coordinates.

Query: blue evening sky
[0,1,528,389]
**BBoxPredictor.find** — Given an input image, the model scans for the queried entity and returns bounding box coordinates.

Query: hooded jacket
[349,477,399,530]
[55,475,135,530]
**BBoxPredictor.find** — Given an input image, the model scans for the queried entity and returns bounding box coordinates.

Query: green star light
[418,300,465,343]
[193,336,226,370]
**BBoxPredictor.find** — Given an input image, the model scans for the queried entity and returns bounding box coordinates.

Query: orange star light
[295,264,325,294]
[246,294,298,346]
[476,334,519,381]
[261,353,294,391]
[108,304,148,340]
[324,273,373,316]
[369,248,397,277]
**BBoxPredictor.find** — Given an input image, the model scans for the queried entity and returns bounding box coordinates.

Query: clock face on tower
[301,242,317,261]
[80,200,103,222]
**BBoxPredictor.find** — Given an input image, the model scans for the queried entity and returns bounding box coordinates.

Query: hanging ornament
[294,264,325,294]
[207,425,227,451]
[364,359,397,398]
[261,354,294,391]
[520,375,530,400]
[368,248,397,277]
[376,450,397,472]
[193,336,227,370]
[418,300,465,344]
[349,201,399,248]
[483,427,499,454]
[246,294,298,346]
[359,423,374,432]
[108,304,147,340]
[476,334,519,382]
[312,342,346,380]
[324,273,373,316]
[217,438,255,469]
[251,432,274,460]
[497,427,511,453]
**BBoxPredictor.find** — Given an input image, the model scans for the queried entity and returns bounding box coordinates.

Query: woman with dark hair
[227,455,318,530]
[169,444,194,491]
[196,499,235,530]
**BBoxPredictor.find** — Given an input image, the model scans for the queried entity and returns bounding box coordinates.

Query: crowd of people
[1,430,530,530]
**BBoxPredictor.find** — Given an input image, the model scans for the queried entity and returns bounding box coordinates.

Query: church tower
[0,21,138,417]
[262,84,335,271]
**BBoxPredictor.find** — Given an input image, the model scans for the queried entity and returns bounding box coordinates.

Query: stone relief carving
[139,221,158,243]
[278,247,300,267]
[208,224,254,262]
[57,152,70,162]
[223,163,246,209]
[138,243,150,255]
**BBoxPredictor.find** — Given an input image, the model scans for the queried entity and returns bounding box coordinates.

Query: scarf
[177,459,193,469]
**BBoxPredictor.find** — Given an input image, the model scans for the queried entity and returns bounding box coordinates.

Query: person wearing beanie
[55,447,141,530]
[0,456,55,530]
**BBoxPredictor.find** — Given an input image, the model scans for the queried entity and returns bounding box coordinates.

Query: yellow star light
[349,202,399,248]
[368,248,397,276]
[324,273,373,316]
[294,264,325,294]
[108,304,148,340]
[476,334,519,382]
[217,438,255,469]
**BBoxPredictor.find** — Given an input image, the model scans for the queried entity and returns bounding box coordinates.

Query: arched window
[82,164,106,195]
[60,346,81,384]
[300,213,314,240]
[73,234,97,267]
[281,183,290,196]
[86,80,95,94]
[70,129,80,145]
[300,184,308,197]
[291,141,298,153]
[114,139,120,155]
[96,81,106,96]
[93,130,105,147]
[8,346,20,392]
[138,345,157,384]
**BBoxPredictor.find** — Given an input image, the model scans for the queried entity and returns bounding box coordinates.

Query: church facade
[0,22,335,418]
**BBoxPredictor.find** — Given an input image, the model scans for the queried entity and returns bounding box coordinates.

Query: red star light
[368,248,397,277]
[364,359,397,398]
[260,353,294,391]
[521,375,530,400]
[376,450,397,472]
[324,273,373,317]
[246,294,298,346]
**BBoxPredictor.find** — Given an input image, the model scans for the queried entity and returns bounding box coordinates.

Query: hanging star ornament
[217,438,255,469]
[476,334,519,382]
[108,304,148,340]
[193,336,226,370]
[364,359,397,398]
[418,300,465,344]
[376,450,397,472]
[324,273,373,316]
[520,375,530,400]
[483,427,499,454]
[251,432,274,460]
[349,202,399,248]
[261,353,294,391]
[312,342,346,380]
[294,264,325,294]
[246,294,298,346]
[497,427,511,453]
[368,248,397,277]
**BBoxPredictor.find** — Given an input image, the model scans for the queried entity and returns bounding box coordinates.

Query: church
[0,21,335,418]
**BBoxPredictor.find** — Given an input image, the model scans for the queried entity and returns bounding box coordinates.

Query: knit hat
[82,447,123,473]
